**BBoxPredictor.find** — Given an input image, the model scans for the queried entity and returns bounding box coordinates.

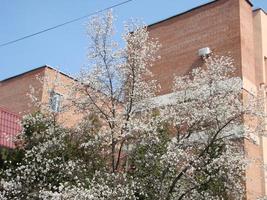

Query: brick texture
[147,0,266,199]
[148,0,242,95]
[0,68,44,115]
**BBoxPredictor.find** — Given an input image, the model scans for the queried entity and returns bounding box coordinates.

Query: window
[50,91,62,112]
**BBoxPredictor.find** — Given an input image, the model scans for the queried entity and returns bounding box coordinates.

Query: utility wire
[0,0,133,48]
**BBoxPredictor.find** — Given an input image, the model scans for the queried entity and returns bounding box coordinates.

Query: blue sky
[1,0,267,80]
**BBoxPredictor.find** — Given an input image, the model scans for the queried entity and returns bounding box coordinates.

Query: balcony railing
[0,107,21,148]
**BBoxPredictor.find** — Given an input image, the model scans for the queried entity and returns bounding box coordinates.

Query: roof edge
[245,0,253,7]
[0,65,76,83]
[0,66,47,83]
[254,8,267,15]
[44,65,77,82]
[148,0,253,28]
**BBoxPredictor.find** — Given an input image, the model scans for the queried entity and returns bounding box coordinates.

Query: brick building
[0,0,266,198]
[147,0,267,199]
[0,66,76,116]
[0,66,83,147]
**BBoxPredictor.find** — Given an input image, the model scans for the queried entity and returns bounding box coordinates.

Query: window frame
[49,91,62,113]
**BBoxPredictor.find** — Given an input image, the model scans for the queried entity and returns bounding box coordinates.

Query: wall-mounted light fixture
[198,47,212,58]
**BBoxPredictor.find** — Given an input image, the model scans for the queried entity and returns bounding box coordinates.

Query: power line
[0,0,133,48]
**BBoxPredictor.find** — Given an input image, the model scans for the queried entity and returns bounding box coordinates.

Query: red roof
[0,107,21,148]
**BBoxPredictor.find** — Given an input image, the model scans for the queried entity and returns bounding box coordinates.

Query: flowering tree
[0,12,264,200]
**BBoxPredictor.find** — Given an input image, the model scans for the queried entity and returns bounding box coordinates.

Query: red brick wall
[148,0,265,198]
[240,0,265,199]
[240,0,256,88]
[0,67,83,127]
[42,67,83,127]
[148,0,242,95]
[0,68,45,115]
